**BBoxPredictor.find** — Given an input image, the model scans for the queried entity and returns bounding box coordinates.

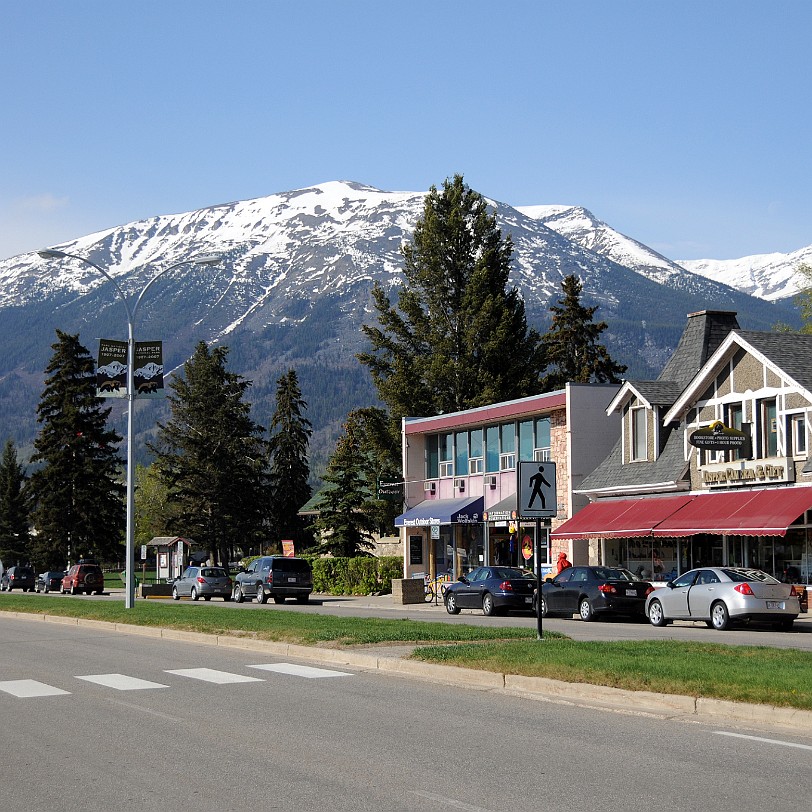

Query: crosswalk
[0,662,352,698]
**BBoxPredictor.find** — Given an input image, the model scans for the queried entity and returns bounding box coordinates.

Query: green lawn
[2,595,811,710]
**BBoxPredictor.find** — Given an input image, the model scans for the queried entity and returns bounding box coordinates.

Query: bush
[303,555,403,595]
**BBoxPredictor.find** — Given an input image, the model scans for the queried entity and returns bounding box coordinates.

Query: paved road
[2,614,811,812]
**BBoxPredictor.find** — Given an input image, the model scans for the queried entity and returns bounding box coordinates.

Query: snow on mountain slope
[678,244,812,301]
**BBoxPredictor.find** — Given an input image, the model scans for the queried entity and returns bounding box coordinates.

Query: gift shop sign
[700,457,794,487]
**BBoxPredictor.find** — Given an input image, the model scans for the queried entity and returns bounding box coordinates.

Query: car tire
[710,601,730,630]
[255,584,267,604]
[648,599,668,627]
[204,595,211,601]
[273,595,285,604]
[540,596,549,618]
[445,593,460,614]
[190,587,199,601]
[43,585,49,594]
[482,593,497,616]
[579,598,594,622]
[295,595,309,604]
[172,587,180,601]
[71,585,79,595]
[232,585,244,603]
[776,618,795,631]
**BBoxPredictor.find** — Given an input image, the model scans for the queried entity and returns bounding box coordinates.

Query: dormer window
[631,405,647,461]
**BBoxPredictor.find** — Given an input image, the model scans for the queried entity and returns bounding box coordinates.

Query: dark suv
[233,556,313,605]
[62,561,105,595]
[1,566,36,592]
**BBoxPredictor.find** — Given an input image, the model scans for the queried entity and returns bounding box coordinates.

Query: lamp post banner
[96,339,128,398]
[133,340,164,398]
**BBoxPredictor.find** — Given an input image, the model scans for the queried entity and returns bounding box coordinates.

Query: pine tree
[28,330,125,567]
[267,369,313,551]
[150,342,269,565]
[309,415,377,557]
[540,274,627,390]
[0,439,30,566]
[358,174,545,424]
[134,463,178,547]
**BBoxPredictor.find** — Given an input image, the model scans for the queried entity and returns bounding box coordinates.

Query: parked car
[1,565,36,592]
[232,556,313,604]
[646,567,801,631]
[444,566,536,616]
[35,570,65,593]
[61,561,105,595]
[538,566,654,621]
[172,566,232,601]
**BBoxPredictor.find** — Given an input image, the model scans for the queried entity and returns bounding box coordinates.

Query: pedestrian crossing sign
[517,461,556,518]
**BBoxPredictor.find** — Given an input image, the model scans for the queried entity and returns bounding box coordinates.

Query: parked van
[232,556,313,605]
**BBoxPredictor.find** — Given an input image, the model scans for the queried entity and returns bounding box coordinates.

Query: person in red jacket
[556,551,572,574]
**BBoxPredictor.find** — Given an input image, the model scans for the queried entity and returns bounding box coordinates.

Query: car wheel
[445,592,460,614]
[204,595,211,601]
[71,585,79,595]
[776,618,795,631]
[710,601,730,630]
[190,587,199,601]
[232,585,244,603]
[43,585,49,594]
[273,595,285,604]
[648,599,668,627]
[579,598,594,622]
[295,595,309,604]
[172,587,180,601]
[540,596,549,618]
[255,584,267,604]
[482,593,497,616]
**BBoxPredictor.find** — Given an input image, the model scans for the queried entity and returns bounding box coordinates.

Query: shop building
[395,384,620,581]
[553,310,812,586]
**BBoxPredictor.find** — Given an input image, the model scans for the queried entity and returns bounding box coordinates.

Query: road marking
[248,663,352,679]
[715,731,812,751]
[410,791,496,811]
[76,673,168,691]
[165,667,264,684]
[0,679,70,698]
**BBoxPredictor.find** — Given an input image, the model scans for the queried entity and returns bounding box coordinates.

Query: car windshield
[723,568,779,584]
[592,567,637,582]
[201,568,227,578]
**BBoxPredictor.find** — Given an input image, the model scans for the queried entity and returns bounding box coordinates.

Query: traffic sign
[517,461,556,518]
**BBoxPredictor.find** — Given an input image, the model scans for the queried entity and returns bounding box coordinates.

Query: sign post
[517,461,557,640]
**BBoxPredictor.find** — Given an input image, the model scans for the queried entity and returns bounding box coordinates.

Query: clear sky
[2,0,810,262]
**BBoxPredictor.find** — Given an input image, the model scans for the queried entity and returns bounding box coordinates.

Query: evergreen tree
[309,414,377,557]
[358,174,545,425]
[267,369,313,551]
[0,439,30,566]
[150,342,269,566]
[28,330,125,567]
[134,463,178,547]
[540,274,627,390]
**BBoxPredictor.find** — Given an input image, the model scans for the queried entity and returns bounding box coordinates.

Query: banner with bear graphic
[97,339,164,399]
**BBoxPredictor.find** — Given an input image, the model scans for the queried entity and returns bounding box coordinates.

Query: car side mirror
[458,575,468,584]
[666,581,675,589]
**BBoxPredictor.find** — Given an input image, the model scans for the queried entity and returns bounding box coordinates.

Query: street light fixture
[37,248,223,608]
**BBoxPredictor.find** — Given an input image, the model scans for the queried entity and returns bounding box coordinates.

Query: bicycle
[424,572,453,603]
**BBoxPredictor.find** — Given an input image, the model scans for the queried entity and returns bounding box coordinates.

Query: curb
[6,610,812,734]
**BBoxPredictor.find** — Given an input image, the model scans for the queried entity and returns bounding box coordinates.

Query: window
[535,417,551,459]
[789,414,807,457]
[518,420,534,461]
[760,399,778,457]
[485,426,499,472]
[500,452,515,470]
[426,435,439,479]
[455,431,468,476]
[725,403,745,461]
[468,428,483,474]
[439,433,453,477]
[630,406,647,461]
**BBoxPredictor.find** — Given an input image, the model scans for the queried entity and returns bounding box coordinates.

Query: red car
[62,562,105,595]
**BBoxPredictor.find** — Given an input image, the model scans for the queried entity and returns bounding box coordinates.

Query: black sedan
[540,566,654,621]
[444,566,536,616]
[35,570,66,593]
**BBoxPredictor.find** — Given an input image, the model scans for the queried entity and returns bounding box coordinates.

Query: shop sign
[689,421,751,457]
[700,457,794,487]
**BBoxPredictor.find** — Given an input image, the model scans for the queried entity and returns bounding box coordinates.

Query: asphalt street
[2,613,811,812]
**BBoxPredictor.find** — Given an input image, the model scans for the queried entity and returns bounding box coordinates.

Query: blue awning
[395,496,484,527]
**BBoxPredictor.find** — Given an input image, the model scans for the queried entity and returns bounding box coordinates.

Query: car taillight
[645,586,654,597]
[499,581,513,591]
[734,583,754,595]
[196,576,206,584]
[790,586,799,597]
[598,584,617,594]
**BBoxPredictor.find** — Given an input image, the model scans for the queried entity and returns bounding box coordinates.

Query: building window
[439,433,453,478]
[725,403,744,461]
[468,428,483,474]
[485,426,499,472]
[630,406,647,461]
[518,420,534,461]
[455,430,468,476]
[426,435,439,479]
[789,414,807,458]
[760,399,778,458]
[535,416,551,460]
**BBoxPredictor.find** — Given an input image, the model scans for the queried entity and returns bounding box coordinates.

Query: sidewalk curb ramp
[7,611,812,734]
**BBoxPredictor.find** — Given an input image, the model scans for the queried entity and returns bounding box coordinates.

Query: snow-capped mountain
[678,245,812,301]
[0,181,800,473]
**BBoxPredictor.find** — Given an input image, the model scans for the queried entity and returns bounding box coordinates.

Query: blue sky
[1,0,810,262]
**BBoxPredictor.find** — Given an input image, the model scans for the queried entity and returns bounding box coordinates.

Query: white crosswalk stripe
[248,663,352,679]
[76,673,169,691]
[164,667,264,684]
[0,679,70,698]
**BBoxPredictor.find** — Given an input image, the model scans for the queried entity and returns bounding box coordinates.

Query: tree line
[1,174,628,568]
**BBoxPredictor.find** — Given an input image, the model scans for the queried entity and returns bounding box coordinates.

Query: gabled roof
[607,380,683,414]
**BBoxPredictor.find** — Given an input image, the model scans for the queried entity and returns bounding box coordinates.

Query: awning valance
[395,496,484,527]
[483,494,517,522]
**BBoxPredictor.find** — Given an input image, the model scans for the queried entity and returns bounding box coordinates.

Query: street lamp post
[37,248,223,608]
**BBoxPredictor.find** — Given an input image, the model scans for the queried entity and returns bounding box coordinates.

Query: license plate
[524,597,532,603]
[626,589,637,596]
[287,577,297,583]
[767,601,784,610]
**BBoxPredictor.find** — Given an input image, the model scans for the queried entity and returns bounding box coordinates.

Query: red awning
[652,486,812,537]
[551,494,694,540]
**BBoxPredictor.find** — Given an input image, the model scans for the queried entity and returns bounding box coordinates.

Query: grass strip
[412,638,812,709]
[0,595,536,646]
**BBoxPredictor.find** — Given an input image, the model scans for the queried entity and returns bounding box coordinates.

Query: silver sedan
[645,567,801,631]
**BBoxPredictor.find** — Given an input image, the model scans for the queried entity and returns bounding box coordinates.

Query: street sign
[517,461,556,518]
[376,478,404,501]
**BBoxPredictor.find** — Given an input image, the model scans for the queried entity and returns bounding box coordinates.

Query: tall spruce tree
[309,413,377,557]
[0,439,30,566]
[28,330,125,567]
[267,369,313,551]
[540,274,627,391]
[150,342,269,565]
[358,174,545,425]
